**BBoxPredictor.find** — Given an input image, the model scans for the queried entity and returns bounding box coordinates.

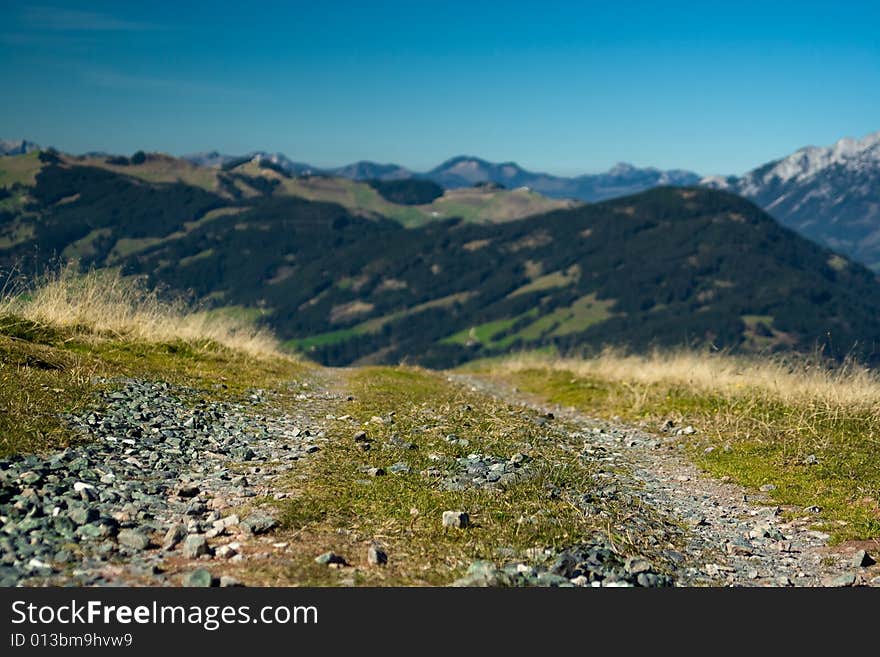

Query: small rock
[176,483,200,498]
[853,550,876,568]
[624,557,652,575]
[726,541,753,556]
[366,467,385,477]
[214,544,238,559]
[117,528,151,551]
[162,524,187,550]
[219,576,242,587]
[388,461,411,475]
[759,484,776,492]
[824,572,857,587]
[367,544,388,566]
[353,430,369,442]
[69,506,99,526]
[315,551,346,566]
[182,534,210,559]
[182,568,214,587]
[240,513,279,536]
[442,511,469,529]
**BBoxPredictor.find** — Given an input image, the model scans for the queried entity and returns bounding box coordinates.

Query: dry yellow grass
[0,264,282,358]
[494,348,880,410]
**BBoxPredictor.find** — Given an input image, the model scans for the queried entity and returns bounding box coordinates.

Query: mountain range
[3,147,880,368]
[183,131,880,270]
[180,150,702,203]
[13,131,880,270]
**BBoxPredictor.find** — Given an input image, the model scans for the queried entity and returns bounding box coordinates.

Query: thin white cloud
[21,6,160,32]
[79,67,256,98]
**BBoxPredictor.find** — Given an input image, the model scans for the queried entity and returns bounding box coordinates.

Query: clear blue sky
[1,1,878,176]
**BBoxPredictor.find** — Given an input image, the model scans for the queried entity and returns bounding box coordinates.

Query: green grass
[60,228,113,259]
[288,293,477,354]
[178,248,215,267]
[507,267,579,298]
[0,220,35,249]
[285,327,365,351]
[512,294,613,342]
[499,365,880,543]
[0,151,44,187]
[442,317,521,347]
[106,208,244,263]
[83,154,220,192]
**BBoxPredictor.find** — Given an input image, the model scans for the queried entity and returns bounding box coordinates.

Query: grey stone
[182,568,214,587]
[388,462,411,474]
[315,551,346,566]
[367,544,387,566]
[853,550,876,568]
[535,572,574,587]
[175,484,200,498]
[182,534,210,559]
[442,510,469,529]
[240,513,278,536]
[624,557,652,575]
[824,572,857,587]
[68,506,99,526]
[117,528,151,551]
[162,524,187,550]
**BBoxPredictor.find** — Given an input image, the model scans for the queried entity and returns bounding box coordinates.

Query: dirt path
[452,373,877,587]
[7,365,876,587]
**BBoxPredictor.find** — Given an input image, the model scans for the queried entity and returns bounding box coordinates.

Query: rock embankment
[0,379,325,586]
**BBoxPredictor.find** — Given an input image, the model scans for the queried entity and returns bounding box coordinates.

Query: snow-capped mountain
[702,130,880,269]
[0,139,40,156]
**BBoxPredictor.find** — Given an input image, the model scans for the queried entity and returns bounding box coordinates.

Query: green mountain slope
[3,152,880,368]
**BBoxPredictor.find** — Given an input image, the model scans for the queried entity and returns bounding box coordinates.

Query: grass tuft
[1,264,281,358]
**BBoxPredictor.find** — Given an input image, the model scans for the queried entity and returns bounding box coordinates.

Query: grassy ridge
[485,352,880,542]
[0,268,307,456]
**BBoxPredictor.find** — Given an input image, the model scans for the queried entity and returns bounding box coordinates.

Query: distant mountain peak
[608,162,639,175]
[743,129,880,189]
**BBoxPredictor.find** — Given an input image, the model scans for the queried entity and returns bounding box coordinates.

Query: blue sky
[1,1,878,176]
